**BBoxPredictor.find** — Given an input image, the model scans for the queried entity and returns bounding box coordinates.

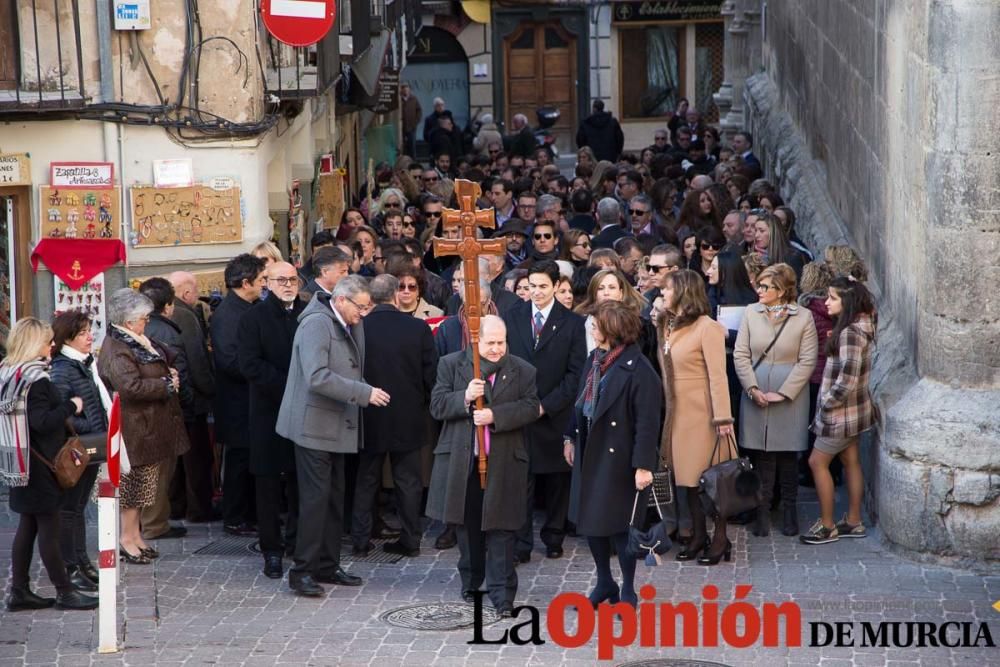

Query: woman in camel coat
[657,270,734,566]
[734,264,818,538]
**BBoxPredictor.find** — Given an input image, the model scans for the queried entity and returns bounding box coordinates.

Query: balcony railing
[0,0,88,111]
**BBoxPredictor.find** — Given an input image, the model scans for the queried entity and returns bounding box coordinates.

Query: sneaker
[799,519,839,545]
[835,515,867,538]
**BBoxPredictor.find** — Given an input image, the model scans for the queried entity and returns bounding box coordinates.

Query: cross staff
[433,179,506,489]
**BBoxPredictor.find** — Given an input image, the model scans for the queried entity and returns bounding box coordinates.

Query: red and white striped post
[98,394,124,653]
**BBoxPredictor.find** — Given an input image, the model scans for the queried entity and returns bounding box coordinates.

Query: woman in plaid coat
[801,276,877,545]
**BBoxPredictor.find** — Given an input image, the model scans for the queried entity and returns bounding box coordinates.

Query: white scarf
[111,324,160,358]
[60,344,112,417]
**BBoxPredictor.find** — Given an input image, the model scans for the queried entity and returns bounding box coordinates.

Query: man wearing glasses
[421,169,441,194]
[652,129,670,154]
[278,275,389,597]
[237,261,306,580]
[529,220,560,263]
[515,192,537,224]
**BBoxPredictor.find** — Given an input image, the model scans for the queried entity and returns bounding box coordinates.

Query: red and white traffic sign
[261,0,335,47]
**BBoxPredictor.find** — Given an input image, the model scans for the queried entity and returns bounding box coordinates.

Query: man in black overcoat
[238,261,305,579]
[502,260,586,561]
[211,253,266,536]
[352,275,438,558]
[427,315,540,617]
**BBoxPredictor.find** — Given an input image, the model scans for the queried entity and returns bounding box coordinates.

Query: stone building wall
[746,0,1000,562]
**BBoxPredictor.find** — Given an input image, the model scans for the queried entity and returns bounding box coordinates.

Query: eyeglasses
[629,208,649,216]
[397,283,419,292]
[268,277,297,286]
[575,241,591,249]
[518,202,536,209]
[345,296,373,313]
[384,201,401,208]
[654,136,667,142]
[701,242,724,251]
[756,283,777,292]
[533,233,553,240]
[422,176,439,183]
[424,210,442,218]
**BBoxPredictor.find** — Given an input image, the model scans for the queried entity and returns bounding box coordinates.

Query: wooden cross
[433,179,506,489]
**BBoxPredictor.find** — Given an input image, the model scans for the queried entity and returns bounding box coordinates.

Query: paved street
[1,486,997,667]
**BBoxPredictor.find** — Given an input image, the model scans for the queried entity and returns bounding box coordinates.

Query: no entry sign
[261,0,335,47]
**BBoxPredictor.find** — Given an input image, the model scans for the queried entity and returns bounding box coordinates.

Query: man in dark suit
[211,254,267,537]
[277,276,389,597]
[352,275,438,558]
[575,99,625,162]
[590,197,628,251]
[238,261,305,579]
[167,271,216,522]
[731,131,762,180]
[300,246,351,302]
[427,315,540,617]
[503,260,586,561]
[567,188,595,234]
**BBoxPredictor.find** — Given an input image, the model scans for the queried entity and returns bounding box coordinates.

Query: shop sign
[152,159,194,188]
[612,1,723,23]
[51,162,115,189]
[0,153,32,186]
[373,67,400,114]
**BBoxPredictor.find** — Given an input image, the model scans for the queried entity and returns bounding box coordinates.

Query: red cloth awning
[30,238,127,290]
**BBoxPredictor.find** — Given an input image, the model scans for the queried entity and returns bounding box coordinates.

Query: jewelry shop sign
[0,153,31,186]
[612,1,723,23]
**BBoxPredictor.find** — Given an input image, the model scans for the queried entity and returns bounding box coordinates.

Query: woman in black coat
[49,311,111,592]
[1,317,96,611]
[564,302,662,608]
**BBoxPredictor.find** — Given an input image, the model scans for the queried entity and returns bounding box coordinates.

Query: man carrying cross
[425,180,540,617]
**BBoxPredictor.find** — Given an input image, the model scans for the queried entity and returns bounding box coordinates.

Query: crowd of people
[1,99,878,618]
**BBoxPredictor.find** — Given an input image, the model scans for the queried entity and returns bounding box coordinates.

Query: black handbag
[698,434,761,519]
[627,486,674,566]
[77,431,107,464]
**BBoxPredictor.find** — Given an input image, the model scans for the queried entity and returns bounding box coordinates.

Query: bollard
[97,478,119,653]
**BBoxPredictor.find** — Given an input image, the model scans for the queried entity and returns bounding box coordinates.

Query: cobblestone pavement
[1,486,998,667]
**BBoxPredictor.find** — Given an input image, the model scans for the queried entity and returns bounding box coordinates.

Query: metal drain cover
[617,661,734,667]
[193,536,404,564]
[381,602,499,631]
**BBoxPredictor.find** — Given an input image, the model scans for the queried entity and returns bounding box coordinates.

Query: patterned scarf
[0,359,50,487]
[576,345,625,420]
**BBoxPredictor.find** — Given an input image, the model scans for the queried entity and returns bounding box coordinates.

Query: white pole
[97,478,120,653]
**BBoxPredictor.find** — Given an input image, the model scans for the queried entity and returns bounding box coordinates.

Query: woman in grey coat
[734,264,818,538]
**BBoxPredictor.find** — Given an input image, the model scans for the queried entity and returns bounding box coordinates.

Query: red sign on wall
[261,0,335,47]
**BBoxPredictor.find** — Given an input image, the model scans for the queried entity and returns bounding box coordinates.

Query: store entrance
[0,189,32,348]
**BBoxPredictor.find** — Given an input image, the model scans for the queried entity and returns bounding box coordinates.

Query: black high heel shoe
[139,545,160,559]
[588,582,621,608]
[119,546,151,565]
[697,539,732,566]
[675,538,708,561]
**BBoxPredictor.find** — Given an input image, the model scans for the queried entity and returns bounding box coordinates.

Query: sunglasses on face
[423,176,439,182]
[384,201,401,208]
[424,211,442,218]
[648,264,669,273]
[533,233,553,240]
[701,242,724,251]
[397,284,418,292]
[575,241,591,248]
[629,208,649,216]
[402,221,415,227]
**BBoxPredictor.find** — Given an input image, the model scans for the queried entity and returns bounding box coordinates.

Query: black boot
[676,487,708,561]
[67,566,98,592]
[434,524,457,550]
[778,452,800,536]
[697,514,732,566]
[752,452,776,537]
[6,586,56,611]
[55,589,99,610]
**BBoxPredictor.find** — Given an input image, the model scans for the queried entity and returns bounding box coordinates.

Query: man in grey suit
[276,275,391,597]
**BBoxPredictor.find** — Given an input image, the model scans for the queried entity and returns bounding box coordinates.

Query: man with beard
[427,315,540,617]
[238,261,305,579]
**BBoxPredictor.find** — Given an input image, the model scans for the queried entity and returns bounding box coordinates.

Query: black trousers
[255,472,299,556]
[170,416,216,521]
[403,130,416,158]
[11,511,71,592]
[516,470,570,554]
[222,445,254,526]
[291,446,345,577]
[352,448,422,549]
[59,463,99,567]
[457,466,517,608]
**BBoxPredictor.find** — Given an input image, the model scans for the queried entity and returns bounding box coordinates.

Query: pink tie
[480,373,497,456]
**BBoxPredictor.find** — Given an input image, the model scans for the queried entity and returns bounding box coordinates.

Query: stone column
[712,0,739,137]
[716,3,750,142]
